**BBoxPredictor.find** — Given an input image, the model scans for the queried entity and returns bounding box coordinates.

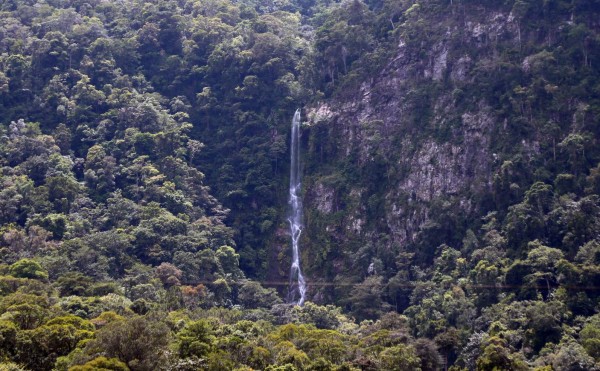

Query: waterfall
[288,108,306,306]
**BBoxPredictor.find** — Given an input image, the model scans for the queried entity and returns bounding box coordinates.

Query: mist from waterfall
[288,108,306,306]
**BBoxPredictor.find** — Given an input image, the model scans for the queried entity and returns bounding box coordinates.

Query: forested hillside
[1,0,600,369]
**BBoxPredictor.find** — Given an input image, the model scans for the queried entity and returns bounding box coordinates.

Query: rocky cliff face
[299,4,538,300]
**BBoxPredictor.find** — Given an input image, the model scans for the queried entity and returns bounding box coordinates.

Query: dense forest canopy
[1,0,600,369]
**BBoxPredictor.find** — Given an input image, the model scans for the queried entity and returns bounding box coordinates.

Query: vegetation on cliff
[1,0,600,369]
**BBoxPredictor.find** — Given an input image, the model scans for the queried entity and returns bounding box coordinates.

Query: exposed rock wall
[300,5,532,295]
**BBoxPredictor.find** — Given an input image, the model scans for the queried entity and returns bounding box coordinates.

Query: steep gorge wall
[291,1,598,304]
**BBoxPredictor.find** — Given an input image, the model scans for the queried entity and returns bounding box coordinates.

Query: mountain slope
[299,0,600,315]
[2,0,600,369]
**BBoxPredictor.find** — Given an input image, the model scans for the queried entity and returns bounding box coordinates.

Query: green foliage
[345,276,391,320]
[81,316,171,371]
[178,319,215,359]
[476,337,528,371]
[16,324,93,370]
[0,0,599,370]
[8,259,48,280]
[237,280,282,309]
[378,344,422,371]
[0,363,27,371]
[580,315,600,360]
[69,357,130,371]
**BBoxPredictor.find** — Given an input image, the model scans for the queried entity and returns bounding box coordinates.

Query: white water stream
[288,109,306,306]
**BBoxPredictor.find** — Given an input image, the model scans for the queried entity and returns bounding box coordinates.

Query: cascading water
[288,109,306,306]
